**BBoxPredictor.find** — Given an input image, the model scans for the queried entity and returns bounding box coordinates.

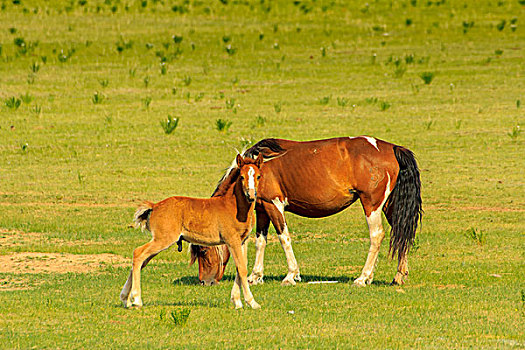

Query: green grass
[0,0,524,348]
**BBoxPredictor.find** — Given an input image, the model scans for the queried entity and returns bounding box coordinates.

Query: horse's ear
[255,153,264,168]
[236,153,244,167]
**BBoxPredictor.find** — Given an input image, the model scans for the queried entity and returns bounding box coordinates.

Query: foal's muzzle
[245,190,257,203]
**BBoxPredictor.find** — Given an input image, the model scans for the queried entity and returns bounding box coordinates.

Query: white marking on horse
[247,167,256,190]
[355,173,391,286]
[361,136,379,151]
[271,197,288,216]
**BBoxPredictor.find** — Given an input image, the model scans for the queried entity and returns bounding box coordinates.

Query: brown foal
[120,154,263,309]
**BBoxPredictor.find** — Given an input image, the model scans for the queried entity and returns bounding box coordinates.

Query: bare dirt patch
[0,252,128,274]
[0,228,122,248]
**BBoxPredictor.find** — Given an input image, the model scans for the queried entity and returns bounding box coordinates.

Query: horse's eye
[257,175,261,180]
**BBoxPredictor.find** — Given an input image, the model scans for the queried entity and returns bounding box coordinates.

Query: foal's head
[236,153,263,203]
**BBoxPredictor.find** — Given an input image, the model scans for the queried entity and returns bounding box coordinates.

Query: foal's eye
[240,176,245,180]
[257,175,261,180]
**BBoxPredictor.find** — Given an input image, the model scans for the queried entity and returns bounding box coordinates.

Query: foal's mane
[211,139,286,198]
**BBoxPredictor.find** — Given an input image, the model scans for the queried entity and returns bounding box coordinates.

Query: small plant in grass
[116,36,133,53]
[337,97,349,107]
[255,115,266,127]
[142,97,152,109]
[160,115,179,134]
[143,76,150,88]
[225,98,235,109]
[172,35,183,44]
[30,62,40,73]
[423,119,435,130]
[20,142,29,154]
[32,105,42,116]
[182,75,191,86]
[364,97,378,105]
[462,21,474,34]
[507,125,521,140]
[92,92,105,104]
[215,119,232,132]
[379,101,391,111]
[225,44,237,56]
[99,79,109,88]
[194,92,204,102]
[129,67,136,77]
[5,97,21,110]
[517,99,521,108]
[466,227,484,246]
[394,65,407,78]
[496,20,506,31]
[20,92,33,104]
[319,96,331,105]
[160,62,167,75]
[419,72,435,84]
[454,119,462,130]
[169,308,190,326]
[57,48,75,63]
[274,101,282,113]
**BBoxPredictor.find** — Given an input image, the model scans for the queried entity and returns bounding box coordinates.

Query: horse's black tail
[384,146,423,260]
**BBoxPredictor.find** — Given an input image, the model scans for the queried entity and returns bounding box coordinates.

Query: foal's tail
[133,201,154,232]
[385,146,423,260]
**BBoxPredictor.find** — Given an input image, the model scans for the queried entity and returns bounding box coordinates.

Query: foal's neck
[222,180,254,223]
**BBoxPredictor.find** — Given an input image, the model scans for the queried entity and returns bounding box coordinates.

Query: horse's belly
[286,193,358,218]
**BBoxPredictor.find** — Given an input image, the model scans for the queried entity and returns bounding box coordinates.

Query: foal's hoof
[352,278,369,287]
[249,301,261,309]
[281,278,297,286]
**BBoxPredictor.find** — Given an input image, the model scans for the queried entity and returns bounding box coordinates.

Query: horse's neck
[220,181,253,222]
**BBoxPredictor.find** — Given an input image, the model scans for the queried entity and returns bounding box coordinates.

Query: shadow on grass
[171,274,391,286]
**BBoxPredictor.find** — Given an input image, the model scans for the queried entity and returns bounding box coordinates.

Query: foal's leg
[124,238,170,307]
[248,210,270,285]
[264,200,301,286]
[354,175,392,287]
[227,240,260,309]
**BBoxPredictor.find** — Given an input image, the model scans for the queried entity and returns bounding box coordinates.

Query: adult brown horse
[191,136,422,287]
[120,154,264,309]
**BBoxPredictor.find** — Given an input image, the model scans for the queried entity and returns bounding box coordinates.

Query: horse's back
[256,136,400,217]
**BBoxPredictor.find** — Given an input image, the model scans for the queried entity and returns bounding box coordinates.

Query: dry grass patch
[0,252,128,274]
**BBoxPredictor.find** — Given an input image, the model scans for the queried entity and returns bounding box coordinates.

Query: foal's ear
[255,153,264,168]
[236,153,244,167]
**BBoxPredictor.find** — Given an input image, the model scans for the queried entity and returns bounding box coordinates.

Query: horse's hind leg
[354,175,392,287]
[248,210,270,285]
[124,238,170,308]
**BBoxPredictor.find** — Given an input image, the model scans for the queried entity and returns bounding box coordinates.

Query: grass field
[0,0,524,348]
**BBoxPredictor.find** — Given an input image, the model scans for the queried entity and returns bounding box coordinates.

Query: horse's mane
[244,138,285,159]
[211,139,286,198]
[211,167,240,197]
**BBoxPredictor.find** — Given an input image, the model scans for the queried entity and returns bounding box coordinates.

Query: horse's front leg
[265,199,301,286]
[248,210,270,285]
[228,240,260,309]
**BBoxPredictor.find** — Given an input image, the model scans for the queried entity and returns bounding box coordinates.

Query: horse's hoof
[352,279,367,287]
[248,275,264,285]
[249,301,261,309]
[281,278,296,286]
[294,273,302,282]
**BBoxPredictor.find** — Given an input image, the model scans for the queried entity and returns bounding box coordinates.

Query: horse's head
[236,153,263,203]
[190,244,230,285]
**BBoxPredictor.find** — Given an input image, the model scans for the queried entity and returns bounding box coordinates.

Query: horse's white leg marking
[120,270,133,307]
[231,272,243,309]
[354,174,391,287]
[248,232,267,285]
[272,197,301,286]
